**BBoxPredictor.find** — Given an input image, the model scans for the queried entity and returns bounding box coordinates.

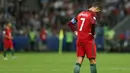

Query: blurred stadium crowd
[0,0,130,52]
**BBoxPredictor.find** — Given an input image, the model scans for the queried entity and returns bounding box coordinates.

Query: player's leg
[10,48,15,56]
[74,42,85,73]
[74,56,84,73]
[3,49,8,60]
[11,48,16,59]
[9,41,15,58]
[3,42,8,60]
[85,42,97,73]
[89,58,97,73]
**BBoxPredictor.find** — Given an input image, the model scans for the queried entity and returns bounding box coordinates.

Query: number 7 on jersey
[79,18,85,31]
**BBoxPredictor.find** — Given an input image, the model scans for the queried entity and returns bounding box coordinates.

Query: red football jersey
[3,28,12,41]
[71,10,96,41]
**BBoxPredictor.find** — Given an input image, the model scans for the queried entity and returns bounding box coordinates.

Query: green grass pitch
[0,52,130,73]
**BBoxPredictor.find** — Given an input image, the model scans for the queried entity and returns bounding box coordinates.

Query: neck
[6,26,10,29]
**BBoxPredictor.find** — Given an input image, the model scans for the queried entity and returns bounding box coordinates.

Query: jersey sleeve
[68,17,77,32]
[91,16,96,24]
[90,15,96,35]
[71,18,77,24]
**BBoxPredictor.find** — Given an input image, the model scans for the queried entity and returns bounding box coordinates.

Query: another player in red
[68,2,102,73]
[3,22,15,60]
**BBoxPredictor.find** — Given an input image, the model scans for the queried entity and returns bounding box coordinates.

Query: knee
[89,59,96,64]
[77,56,84,64]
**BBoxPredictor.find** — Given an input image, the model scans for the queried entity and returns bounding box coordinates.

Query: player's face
[8,23,12,28]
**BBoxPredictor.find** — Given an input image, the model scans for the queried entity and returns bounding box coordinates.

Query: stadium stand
[0,0,130,52]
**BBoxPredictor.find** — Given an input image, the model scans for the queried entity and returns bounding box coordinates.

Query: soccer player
[67,2,102,73]
[3,22,15,60]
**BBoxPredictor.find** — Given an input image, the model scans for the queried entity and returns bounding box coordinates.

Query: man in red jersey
[3,22,15,60]
[68,2,102,73]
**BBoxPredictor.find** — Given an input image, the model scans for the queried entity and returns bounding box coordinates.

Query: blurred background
[0,0,130,73]
[0,0,130,53]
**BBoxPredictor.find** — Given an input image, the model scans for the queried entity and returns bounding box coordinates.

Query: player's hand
[88,33,96,39]
[94,35,96,39]
[74,31,78,36]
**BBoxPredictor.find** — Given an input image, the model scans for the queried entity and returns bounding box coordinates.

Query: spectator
[40,28,47,50]
[104,26,115,52]
[119,32,125,52]
[65,29,74,52]
[28,28,37,51]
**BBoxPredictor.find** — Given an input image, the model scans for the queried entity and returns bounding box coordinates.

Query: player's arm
[91,17,96,36]
[91,24,95,35]
[67,17,77,35]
